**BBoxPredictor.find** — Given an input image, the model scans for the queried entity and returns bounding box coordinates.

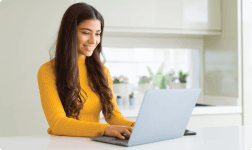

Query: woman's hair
[49,2,114,120]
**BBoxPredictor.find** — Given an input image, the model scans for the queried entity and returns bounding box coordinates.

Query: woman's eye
[82,32,100,36]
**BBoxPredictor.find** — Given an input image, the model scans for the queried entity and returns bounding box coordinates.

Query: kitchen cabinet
[75,0,221,36]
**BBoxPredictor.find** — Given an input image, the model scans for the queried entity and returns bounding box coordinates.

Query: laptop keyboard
[109,134,130,142]
[90,134,130,147]
[122,134,130,139]
[91,130,196,147]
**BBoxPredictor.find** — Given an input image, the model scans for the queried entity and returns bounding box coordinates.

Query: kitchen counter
[100,105,242,118]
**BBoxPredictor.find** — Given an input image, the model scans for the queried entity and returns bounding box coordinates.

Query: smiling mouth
[84,45,95,48]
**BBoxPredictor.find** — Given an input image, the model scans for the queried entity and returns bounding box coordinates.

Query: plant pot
[170,83,186,89]
[116,98,123,106]
[113,83,128,94]
[129,98,135,105]
[137,83,155,93]
[179,79,187,83]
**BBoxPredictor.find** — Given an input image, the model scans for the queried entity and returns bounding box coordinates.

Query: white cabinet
[75,0,221,35]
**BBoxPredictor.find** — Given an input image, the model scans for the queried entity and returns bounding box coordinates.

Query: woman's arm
[37,64,107,137]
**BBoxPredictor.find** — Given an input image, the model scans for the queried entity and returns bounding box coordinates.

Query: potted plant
[112,75,129,94]
[147,62,170,89]
[129,92,135,105]
[116,95,123,106]
[170,70,189,89]
[179,70,189,83]
[147,66,163,89]
[137,76,154,93]
[138,76,152,84]
[160,74,170,89]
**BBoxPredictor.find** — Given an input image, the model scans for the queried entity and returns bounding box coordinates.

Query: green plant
[117,95,121,99]
[179,70,189,83]
[147,67,163,87]
[138,76,152,84]
[129,92,134,98]
[112,75,128,83]
[113,79,120,83]
[147,61,170,88]
[160,75,169,89]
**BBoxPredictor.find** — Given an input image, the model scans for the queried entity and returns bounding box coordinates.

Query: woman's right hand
[104,125,133,139]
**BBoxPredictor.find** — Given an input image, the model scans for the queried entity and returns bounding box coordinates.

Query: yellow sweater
[37,56,134,137]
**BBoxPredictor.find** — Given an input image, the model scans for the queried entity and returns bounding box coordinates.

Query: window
[102,47,201,92]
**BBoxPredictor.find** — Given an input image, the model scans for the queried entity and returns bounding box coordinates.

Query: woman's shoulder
[102,65,113,84]
[102,65,110,74]
[37,58,55,76]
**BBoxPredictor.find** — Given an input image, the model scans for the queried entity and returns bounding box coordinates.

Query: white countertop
[100,106,242,118]
[1,126,251,150]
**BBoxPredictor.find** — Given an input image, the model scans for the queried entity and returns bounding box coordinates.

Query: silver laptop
[90,88,201,147]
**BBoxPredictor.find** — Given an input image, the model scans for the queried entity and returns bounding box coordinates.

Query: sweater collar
[78,56,86,65]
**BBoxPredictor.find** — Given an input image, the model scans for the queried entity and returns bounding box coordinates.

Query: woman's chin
[84,51,93,56]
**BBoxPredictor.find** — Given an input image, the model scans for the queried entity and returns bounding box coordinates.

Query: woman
[37,2,135,140]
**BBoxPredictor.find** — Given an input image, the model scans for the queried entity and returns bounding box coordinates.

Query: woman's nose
[88,34,96,44]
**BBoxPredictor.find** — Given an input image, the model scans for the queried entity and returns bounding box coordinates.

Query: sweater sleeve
[37,64,108,137]
[103,66,135,127]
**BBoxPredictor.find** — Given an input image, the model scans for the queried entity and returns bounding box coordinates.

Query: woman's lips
[84,45,95,48]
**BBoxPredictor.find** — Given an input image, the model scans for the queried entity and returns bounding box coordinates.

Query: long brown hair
[49,2,114,120]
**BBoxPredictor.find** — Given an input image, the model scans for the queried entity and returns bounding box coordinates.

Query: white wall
[242,0,252,125]
[0,0,71,136]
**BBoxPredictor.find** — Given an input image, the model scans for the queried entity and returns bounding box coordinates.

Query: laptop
[90,88,201,147]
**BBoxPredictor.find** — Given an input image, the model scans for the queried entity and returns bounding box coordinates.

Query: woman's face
[77,19,101,58]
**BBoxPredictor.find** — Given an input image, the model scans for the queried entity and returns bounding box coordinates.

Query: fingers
[121,127,133,137]
[116,133,125,140]
[104,125,134,140]
[127,126,133,133]
[116,126,133,139]
[124,129,131,136]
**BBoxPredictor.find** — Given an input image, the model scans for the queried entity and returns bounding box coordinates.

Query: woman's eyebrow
[80,28,101,32]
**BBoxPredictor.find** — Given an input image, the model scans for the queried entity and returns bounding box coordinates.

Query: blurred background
[1,0,252,137]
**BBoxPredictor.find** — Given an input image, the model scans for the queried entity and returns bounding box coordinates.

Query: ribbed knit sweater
[37,56,135,137]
